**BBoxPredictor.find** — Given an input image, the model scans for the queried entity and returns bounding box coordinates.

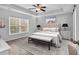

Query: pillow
[47,23,58,28]
[43,28,50,31]
[43,27,59,32]
[50,28,59,32]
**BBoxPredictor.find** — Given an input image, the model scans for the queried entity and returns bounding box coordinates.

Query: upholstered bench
[28,35,53,50]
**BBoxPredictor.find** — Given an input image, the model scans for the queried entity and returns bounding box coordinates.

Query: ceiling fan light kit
[36,8,40,11]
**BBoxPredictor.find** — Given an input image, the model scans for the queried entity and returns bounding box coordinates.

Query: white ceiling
[16,4,74,16]
[17,4,73,11]
[0,4,74,16]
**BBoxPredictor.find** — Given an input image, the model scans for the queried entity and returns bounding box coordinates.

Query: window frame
[9,17,29,35]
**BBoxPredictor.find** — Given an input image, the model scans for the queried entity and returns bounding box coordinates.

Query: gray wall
[0,8,36,41]
[37,13,73,38]
[76,5,79,41]
[0,7,74,41]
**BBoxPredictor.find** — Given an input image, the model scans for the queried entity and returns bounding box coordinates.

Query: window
[9,17,29,35]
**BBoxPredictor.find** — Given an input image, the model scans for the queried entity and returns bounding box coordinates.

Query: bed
[28,23,62,50]
[28,27,62,50]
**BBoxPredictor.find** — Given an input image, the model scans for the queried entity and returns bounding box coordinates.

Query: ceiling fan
[28,4,46,12]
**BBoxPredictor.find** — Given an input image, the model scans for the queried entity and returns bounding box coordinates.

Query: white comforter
[31,31,62,47]
[32,31,59,37]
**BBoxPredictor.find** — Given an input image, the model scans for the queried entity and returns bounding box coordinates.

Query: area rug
[17,40,69,55]
[7,38,69,55]
[8,44,33,55]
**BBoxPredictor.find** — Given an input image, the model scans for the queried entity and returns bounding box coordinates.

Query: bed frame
[28,35,54,50]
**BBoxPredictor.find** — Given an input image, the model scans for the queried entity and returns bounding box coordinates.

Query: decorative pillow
[43,27,59,32]
[43,28,50,31]
[50,28,59,32]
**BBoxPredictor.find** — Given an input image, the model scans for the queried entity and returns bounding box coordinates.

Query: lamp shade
[62,23,68,27]
[37,25,41,27]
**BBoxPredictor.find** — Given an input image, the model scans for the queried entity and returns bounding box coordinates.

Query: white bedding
[32,31,59,37]
[29,35,53,42]
[29,27,62,47]
[31,31,62,47]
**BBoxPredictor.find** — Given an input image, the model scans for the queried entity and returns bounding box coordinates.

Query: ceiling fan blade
[40,9,45,12]
[28,8,35,10]
[41,6,46,8]
[36,10,38,12]
[33,5,36,7]
[37,4,40,6]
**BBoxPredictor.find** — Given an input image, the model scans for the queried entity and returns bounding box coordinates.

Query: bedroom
[0,4,79,55]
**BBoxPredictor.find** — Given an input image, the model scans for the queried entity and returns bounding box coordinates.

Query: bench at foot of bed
[28,35,54,50]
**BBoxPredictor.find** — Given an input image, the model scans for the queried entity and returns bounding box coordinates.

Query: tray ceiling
[0,4,74,16]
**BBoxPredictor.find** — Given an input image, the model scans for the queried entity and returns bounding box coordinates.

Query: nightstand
[61,31,70,40]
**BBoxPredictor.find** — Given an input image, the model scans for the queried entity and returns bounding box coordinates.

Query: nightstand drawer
[61,31,70,40]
